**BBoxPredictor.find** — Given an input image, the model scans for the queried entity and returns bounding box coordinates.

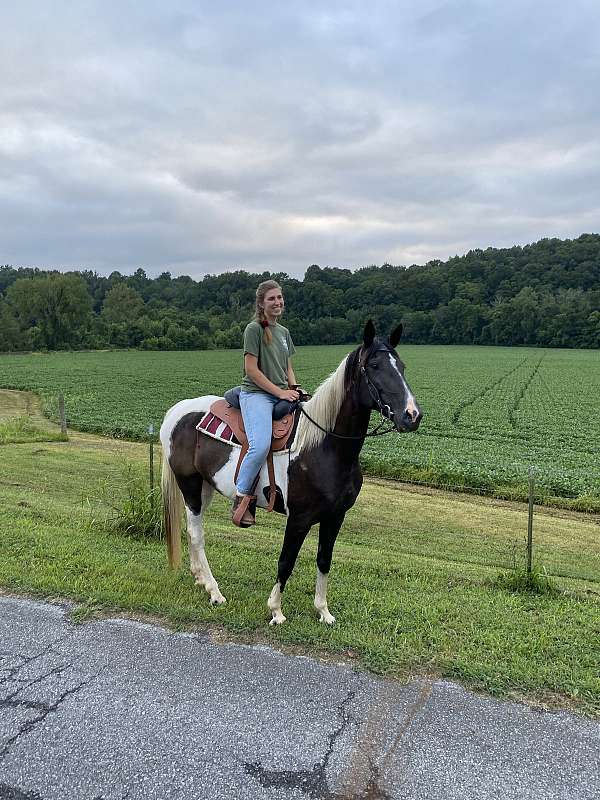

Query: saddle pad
[196,411,292,453]
[197,412,240,446]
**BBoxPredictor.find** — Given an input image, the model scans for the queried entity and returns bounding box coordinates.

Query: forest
[1,234,599,351]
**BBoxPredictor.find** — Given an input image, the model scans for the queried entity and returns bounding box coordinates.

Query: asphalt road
[0,595,598,800]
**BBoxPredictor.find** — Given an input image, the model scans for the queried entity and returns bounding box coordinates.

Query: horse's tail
[161,447,184,569]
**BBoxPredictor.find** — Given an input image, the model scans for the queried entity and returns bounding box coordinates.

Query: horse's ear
[363,320,375,348]
[389,323,403,348]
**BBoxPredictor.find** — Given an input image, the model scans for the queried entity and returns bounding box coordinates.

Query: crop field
[0,345,598,507]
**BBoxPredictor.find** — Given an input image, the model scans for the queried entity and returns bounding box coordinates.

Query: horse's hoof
[269,612,286,625]
[210,594,227,606]
[318,612,336,625]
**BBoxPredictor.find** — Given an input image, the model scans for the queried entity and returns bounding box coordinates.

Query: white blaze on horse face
[314,570,335,625]
[388,353,418,418]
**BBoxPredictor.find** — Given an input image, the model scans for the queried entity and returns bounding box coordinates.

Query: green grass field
[0,390,598,715]
[0,345,598,508]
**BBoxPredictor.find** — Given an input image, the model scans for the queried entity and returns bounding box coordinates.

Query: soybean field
[0,345,598,508]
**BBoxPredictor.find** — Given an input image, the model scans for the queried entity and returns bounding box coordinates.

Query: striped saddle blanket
[197,411,241,446]
[197,409,294,454]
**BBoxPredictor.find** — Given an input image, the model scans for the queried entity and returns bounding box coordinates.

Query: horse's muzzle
[395,406,422,432]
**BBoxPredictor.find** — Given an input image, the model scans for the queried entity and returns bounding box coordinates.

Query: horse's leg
[267,517,311,625]
[314,510,346,624]
[186,484,226,605]
[177,476,226,606]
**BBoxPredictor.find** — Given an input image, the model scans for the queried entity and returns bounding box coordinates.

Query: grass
[0,415,67,445]
[0,399,598,716]
[0,346,598,508]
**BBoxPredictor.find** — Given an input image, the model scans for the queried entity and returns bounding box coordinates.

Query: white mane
[293,355,349,453]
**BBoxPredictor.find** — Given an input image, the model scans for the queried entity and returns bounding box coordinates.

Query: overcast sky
[2,1,599,279]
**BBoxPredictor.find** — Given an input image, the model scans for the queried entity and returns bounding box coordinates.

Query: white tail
[161,447,184,568]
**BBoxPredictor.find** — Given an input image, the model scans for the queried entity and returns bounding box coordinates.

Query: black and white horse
[160,321,422,625]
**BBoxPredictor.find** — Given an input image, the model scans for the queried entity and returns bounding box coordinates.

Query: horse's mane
[294,347,363,453]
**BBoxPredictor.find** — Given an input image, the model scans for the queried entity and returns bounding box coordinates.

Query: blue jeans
[236,390,278,495]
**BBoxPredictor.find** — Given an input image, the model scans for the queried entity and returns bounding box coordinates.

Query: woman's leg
[236,391,277,495]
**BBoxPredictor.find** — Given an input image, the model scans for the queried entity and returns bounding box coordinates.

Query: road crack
[0,664,73,712]
[244,687,386,800]
[0,782,45,799]
[0,673,99,761]
[0,637,69,688]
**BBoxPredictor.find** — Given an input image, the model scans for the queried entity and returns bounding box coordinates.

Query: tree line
[1,234,599,352]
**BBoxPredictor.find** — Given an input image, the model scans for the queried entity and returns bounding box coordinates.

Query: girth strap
[266,451,276,512]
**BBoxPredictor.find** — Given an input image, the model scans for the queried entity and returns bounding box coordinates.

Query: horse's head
[348,320,422,433]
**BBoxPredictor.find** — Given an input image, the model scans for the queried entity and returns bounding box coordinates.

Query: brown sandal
[232,494,256,528]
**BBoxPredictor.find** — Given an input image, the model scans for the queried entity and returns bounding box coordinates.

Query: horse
[159,320,422,625]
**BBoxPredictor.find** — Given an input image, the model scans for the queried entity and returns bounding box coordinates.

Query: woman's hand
[279,388,300,402]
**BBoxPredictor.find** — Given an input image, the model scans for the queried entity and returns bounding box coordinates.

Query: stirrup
[232,495,256,528]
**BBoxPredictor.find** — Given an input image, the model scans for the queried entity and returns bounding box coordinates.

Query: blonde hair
[255,280,282,344]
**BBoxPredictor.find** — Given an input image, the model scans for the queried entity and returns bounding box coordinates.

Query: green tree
[102,283,145,324]
[7,273,93,349]
[0,299,28,351]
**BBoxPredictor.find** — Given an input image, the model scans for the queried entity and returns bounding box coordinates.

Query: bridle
[298,345,399,441]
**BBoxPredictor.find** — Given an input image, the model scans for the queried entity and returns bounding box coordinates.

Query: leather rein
[297,350,398,441]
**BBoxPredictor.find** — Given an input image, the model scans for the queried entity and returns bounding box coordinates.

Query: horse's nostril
[405,408,421,426]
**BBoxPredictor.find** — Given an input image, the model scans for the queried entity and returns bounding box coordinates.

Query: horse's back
[160,395,221,458]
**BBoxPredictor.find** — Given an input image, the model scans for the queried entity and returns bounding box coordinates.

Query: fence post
[58,394,67,435]
[527,466,535,575]
[148,424,155,494]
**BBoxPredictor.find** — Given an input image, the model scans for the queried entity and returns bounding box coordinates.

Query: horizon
[4,231,598,282]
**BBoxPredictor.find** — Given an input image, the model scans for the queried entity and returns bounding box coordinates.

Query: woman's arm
[287,359,297,388]
[244,354,299,401]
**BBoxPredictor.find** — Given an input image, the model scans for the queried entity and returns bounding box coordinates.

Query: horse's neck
[330,395,371,460]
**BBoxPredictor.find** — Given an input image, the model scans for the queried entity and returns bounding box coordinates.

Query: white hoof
[209,591,227,606]
[318,611,336,625]
[269,611,287,625]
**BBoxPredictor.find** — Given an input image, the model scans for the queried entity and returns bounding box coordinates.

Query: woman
[232,280,300,527]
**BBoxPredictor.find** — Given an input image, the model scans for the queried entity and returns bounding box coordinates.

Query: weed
[93,461,164,540]
[70,602,104,624]
[493,567,560,596]
[0,415,67,445]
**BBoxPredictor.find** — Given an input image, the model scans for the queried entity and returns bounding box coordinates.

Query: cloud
[1,1,599,278]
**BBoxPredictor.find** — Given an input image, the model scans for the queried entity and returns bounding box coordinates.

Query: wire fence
[362,467,600,586]
[53,397,600,590]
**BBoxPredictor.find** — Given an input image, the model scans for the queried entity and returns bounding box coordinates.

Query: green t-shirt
[241,321,296,393]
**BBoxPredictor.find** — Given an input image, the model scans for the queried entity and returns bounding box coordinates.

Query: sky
[2,1,599,279]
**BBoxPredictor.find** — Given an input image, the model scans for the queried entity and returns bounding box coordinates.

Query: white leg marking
[186,485,226,606]
[267,582,286,625]
[314,570,335,625]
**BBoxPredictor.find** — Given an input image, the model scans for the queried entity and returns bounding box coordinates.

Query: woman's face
[262,287,284,320]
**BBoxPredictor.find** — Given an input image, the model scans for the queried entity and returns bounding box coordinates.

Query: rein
[298,404,396,439]
[297,361,398,441]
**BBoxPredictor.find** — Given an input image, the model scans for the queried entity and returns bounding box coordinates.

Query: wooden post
[58,394,67,435]
[527,467,535,575]
[148,424,155,494]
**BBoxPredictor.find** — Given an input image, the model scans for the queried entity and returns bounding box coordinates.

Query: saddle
[197,387,298,513]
